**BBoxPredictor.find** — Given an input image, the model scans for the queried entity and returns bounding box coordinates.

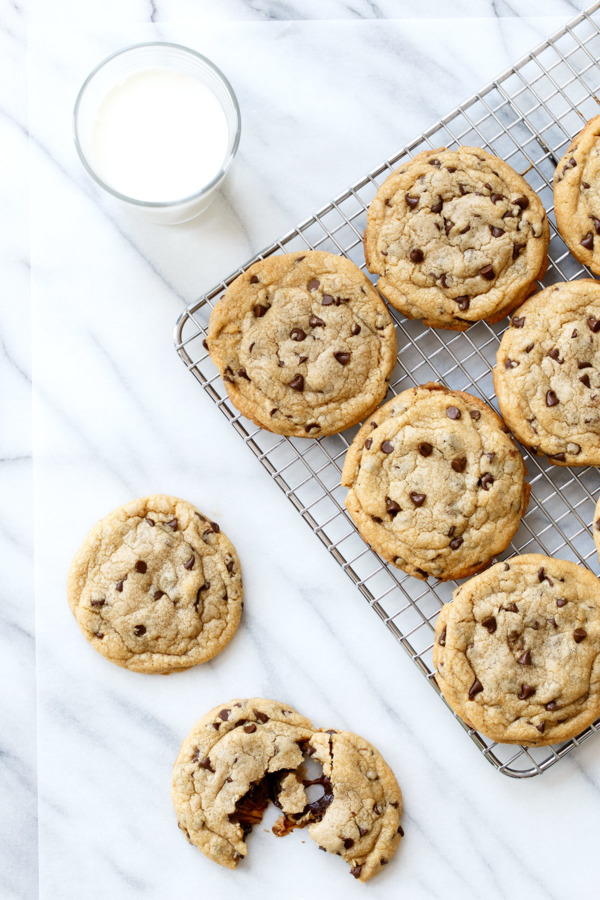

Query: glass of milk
[73,43,241,224]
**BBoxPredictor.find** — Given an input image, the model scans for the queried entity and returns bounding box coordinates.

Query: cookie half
[207,251,397,437]
[494,279,600,466]
[553,115,600,276]
[364,146,549,330]
[433,554,600,746]
[305,729,403,882]
[172,699,314,870]
[341,383,529,581]
[67,494,242,673]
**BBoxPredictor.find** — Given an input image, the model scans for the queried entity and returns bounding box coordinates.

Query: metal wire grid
[174,4,600,777]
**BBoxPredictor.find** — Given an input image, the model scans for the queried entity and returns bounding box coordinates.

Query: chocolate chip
[491,192,503,204]
[450,536,464,550]
[458,183,468,195]
[525,343,534,353]
[580,374,591,388]
[351,323,361,335]
[334,351,351,365]
[452,457,467,473]
[429,158,441,167]
[479,264,495,280]
[482,616,497,634]
[486,452,496,462]
[556,598,567,607]
[536,722,546,734]
[438,626,447,646]
[518,684,536,700]
[518,649,532,665]
[364,438,373,450]
[583,182,591,189]
[572,329,579,338]
[298,355,308,364]
[91,599,105,607]
[446,406,461,419]
[431,199,443,214]
[587,315,600,333]
[454,295,470,311]
[371,515,383,524]
[548,348,563,364]
[249,274,259,285]
[167,518,178,530]
[350,866,362,879]
[381,441,394,454]
[254,709,269,723]
[405,194,419,208]
[322,294,334,306]
[505,358,519,369]
[290,328,306,341]
[447,166,457,173]
[308,278,320,290]
[514,196,529,210]
[480,473,494,491]
[470,410,480,420]
[490,226,504,238]
[183,556,195,570]
[591,216,600,236]
[581,232,594,250]
[295,256,306,262]
[546,390,559,407]
[507,603,519,613]
[309,315,325,327]
[444,219,454,236]
[440,274,450,288]
[218,709,231,721]
[270,408,278,416]
[343,838,355,850]
[385,497,401,517]
[469,678,483,699]
[410,492,426,506]
[305,423,320,433]
[244,723,257,734]
[253,304,268,318]
[146,518,155,526]
[133,624,146,636]
[380,857,389,865]
[94,632,104,639]
[574,628,587,643]
[135,560,147,574]
[116,577,126,592]
[545,701,557,711]
[397,825,405,836]
[418,442,433,456]
[410,248,424,262]
[289,374,304,391]
[199,756,214,772]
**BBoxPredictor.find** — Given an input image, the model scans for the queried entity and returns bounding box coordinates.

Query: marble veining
[4,2,600,899]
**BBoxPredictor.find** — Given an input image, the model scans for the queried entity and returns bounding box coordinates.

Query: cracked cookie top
[433,554,600,746]
[206,251,397,437]
[494,279,600,466]
[67,494,242,673]
[341,383,529,581]
[554,114,600,277]
[171,699,403,882]
[364,146,549,330]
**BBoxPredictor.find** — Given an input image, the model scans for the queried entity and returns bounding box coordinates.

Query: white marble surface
[5,1,600,898]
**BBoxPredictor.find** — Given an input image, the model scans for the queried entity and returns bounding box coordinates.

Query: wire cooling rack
[175,3,600,777]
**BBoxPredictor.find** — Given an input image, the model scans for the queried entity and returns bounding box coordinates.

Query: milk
[91,68,230,203]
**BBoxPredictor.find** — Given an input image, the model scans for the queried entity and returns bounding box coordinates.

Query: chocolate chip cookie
[341,383,530,581]
[172,699,404,881]
[206,251,397,436]
[433,554,600,745]
[494,279,600,466]
[67,495,242,673]
[554,115,600,276]
[364,146,549,330]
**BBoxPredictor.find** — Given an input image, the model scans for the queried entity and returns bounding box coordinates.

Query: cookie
[433,554,600,746]
[341,383,529,581]
[206,251,397,437]
[67,494,242,673]
[364,146,549,330]
[553,115,600,277]
[171,700,404,881]
[171,699,314,870]
[494,279,600,466]
[304,729,403,882]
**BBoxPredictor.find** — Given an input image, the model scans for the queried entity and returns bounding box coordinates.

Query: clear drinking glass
[73,42,241,224]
